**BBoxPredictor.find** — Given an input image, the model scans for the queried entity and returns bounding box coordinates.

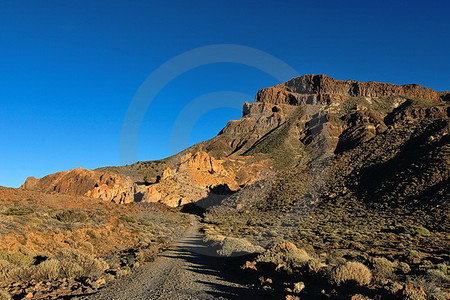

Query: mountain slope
[21,74,449,212]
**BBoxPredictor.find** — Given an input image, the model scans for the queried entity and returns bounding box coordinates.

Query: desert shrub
[348,295,371,300]
[0,260,14,282]
[405,250,423,264]
[217,237,264,257]
[329,261,372,286]
[136,246,159,262]
[0,249,108,283]
[2,206,33,216]
[55,209,89,223]
[86,229,101,239]
[54,249,108,278]
[426,269,449,282]
[33,259,60,281]
[326,250,347,266]
[137,218,151,226]
[407,277,447,300]
[0,288,11,300]
[116,269,130,277]
[436,263,449,275]
[0,252,34,267]
[203,233,225,245]
[385,281,403,295]
[418,259,434,271]
[59,260,84,278]
[119,215,136,223]
[372,257,396,280]
[307,257,326,273]
[397,261,411,274]
[78,241,95,254]
[256,241,311,271]
[405,226,430,236]
[397,225,431,236]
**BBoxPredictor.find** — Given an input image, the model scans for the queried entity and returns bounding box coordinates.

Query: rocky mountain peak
[256,74,443,105]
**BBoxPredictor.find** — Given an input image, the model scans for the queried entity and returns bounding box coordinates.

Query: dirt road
[85,216,265,300]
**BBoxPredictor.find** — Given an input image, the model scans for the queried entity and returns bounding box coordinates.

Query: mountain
[21,74,449,213]
[200,75,449,299]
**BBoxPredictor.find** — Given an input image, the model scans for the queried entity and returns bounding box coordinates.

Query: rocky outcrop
[143,151,240,207]
[21,168,136,204]
[384,100,449,126]
[256,74,442,105]
[249,74,448,155]
[223,102,299,135]
[212,75,446,158]
[213,101,299,157]
[177,152,230,177]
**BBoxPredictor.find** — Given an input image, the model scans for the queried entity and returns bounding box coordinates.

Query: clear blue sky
[1,0,449,187]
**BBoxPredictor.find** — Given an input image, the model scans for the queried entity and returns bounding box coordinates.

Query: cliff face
[21,74,449,208]
[21,168,136,204]
[256,74,442,105]
[210,75,447,160]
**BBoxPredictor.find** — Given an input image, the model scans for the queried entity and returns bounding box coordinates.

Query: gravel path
[84,216,264,300]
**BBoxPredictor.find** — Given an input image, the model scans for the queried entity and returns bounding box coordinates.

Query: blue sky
[1,0,449,187]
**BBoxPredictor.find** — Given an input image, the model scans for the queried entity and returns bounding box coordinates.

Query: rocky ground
[0,187,190,299]
[82,215,265,300]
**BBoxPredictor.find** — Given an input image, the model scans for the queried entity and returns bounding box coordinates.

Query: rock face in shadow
[21,168,136,204]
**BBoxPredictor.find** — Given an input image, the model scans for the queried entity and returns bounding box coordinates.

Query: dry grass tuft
[33,259,60,281]
[0,288,11,300]
[0,249,108,283]
[256,241,311,271]
[217,237,264,257]
[54,248,108,278]
[329,261,372,286]
[0,252,34,267]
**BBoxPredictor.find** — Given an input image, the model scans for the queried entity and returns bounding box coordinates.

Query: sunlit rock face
[21,167,136,204]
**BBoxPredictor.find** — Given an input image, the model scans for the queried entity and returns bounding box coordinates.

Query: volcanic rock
[21,168,136,204]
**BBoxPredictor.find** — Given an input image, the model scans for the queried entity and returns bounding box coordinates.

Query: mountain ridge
[20,74,449,210]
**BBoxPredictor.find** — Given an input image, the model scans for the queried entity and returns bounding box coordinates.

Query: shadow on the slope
[162,235,276,300]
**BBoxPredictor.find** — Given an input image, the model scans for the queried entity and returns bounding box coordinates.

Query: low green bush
[2,206,33,216]
[55,209,89,223]
[372,257,395,280]
[0,251,34,267]
[54,248,108,278]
